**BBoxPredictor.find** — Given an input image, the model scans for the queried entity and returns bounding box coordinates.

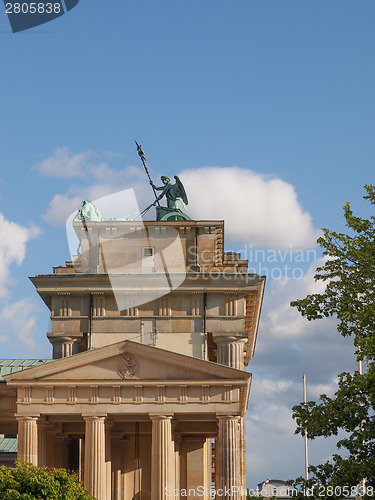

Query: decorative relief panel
[159,297,171,316]
[68,386,77,404]
[179,385,188,404]
[225,294,238,316]
[45,386,54,404]
[202,385,210,403]
[90,385,99,404]
[118,353,138,379]
[112,385,121,404]
[223,384,233,402]
[134,385,143,404]
[58,294,71,317]
[92,293,105,317]
[191,294,201,316]
[157,385,166,403]
[23,386,31,404]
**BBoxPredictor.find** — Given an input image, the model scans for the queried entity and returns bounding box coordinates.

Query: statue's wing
[174,176,188,205]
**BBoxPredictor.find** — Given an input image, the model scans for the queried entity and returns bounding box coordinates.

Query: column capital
[216,414,241,421]
[212,333,247,345]
[82,414,107,422]
[15,414,39,421]
[149,413,174,421]
[49,335,75,343]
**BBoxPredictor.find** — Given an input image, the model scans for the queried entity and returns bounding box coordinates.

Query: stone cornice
[7,378,249,387]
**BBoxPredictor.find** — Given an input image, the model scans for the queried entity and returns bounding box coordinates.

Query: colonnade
[15,332,248,499]
[16,412,243,500]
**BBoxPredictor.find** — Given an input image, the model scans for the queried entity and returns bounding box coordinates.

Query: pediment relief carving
[118,352,138,379]
[4,340,250,384]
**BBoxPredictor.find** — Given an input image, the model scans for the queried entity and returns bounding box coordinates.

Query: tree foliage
[0,461,95,500]
[290,185,375,497]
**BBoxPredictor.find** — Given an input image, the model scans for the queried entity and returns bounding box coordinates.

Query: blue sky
[1,0,374,488]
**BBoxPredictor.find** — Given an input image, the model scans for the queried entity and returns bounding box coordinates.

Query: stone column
[205,437,212,495]
[179,438,187,492]
[239,417,246,491]
[62,339,74,357]
[105,420,113,500]
[214,437,219,491]
[213,334,247,370]
[37,418,49,467]
[55,435,71,469]
[217,415,241,500]
[112,434,126,500]
[79,437,85,483]
[150,414,174,500]
[46,428,58,468]
[16,416,38,465]
[184,437,211,500]
[50,336,78,359]
[83,415,106,500]
[173,429,182,499]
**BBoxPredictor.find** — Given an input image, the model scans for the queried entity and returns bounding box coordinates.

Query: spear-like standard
[303,373,309,481]
[135,140,160,207]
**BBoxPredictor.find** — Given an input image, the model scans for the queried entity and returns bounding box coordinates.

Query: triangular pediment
[4,341,250,384]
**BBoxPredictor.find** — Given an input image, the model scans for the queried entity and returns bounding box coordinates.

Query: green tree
[290,185,375,498]
[0,461,95,500]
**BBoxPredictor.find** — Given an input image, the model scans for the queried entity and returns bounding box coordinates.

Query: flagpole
[357,281,365,495]
[303,373,309,481]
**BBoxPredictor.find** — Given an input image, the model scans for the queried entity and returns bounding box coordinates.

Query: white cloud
[39,156,320,246]
[244,255,357,486]
[252,258,355,387]
[178,167,320,249]
[0,298,39,351]
[246,373,345,487]
[32,148,147,226]
[42,164,149,226]
[261,258,327,341]
[43,194,83,227]
[32,147,89,178]
[0,214,41,298]
[33,147,145,183]
[40,154,318,249]
[0,214,42,353]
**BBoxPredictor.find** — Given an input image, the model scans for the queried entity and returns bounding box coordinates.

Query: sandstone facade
[1,219,265,500]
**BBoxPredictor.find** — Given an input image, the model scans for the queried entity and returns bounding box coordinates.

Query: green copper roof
[0,438,17,453]
[0,359,51,382]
